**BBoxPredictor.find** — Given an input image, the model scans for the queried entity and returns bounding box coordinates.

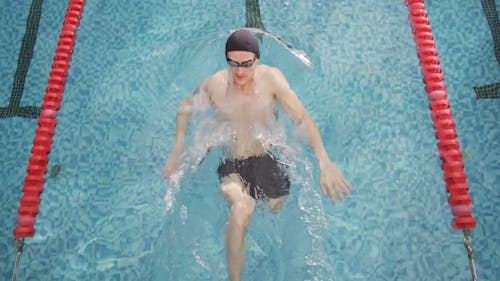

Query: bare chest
[214,90,275,123]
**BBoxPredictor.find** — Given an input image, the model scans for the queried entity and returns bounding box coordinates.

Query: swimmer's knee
[220,182,245,202]
[269,196,287,212]
[270,203,284,212]
[220,175,249,203]
[230,201,255,228]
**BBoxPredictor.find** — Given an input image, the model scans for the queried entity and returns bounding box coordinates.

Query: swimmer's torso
[206,65,278,159]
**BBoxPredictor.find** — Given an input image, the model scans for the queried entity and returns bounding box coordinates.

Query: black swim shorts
[217,153,290,200]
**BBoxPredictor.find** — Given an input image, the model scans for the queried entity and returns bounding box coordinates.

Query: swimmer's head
[225,29,260,86]
[225,29,260,59]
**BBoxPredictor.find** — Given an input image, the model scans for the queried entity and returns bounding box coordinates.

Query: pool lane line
[11,1,86,279]
[406,1,477,280]
[0,0,43,119]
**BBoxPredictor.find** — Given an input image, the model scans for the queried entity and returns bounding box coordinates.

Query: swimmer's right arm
[162,97,192,179]
[163,81,211,179]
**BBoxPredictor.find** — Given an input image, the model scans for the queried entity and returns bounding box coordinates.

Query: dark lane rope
[0,0,43,118]
[474,0,500,99]
[481,0,500,64]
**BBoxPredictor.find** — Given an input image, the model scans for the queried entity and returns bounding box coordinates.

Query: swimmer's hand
[163,150,182,180]
[319,160,351,204]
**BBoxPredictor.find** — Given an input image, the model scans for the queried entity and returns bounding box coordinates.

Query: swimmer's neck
[231,78,255,93]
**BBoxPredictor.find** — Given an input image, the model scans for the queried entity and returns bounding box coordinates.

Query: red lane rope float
[13,0,86,238]
[406,0,476,230]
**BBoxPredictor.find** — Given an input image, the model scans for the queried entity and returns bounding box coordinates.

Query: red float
[13,0,86,239]
[406,0,476,230]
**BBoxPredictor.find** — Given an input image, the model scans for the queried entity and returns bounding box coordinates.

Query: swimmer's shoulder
[256,64,286,81]
[205,70,229,89]
[256,64,276,74]
[209,69,229,82]
[256,64,289,92]
[199,70,229,101]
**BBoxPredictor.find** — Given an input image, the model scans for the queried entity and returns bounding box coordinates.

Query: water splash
[164,99,232,211]
[245,27,313,68]
[164,102,302,211]
[292,153,337,280]
[164,107,337,279]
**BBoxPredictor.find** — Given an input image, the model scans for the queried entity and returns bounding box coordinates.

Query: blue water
[1,0,499,280]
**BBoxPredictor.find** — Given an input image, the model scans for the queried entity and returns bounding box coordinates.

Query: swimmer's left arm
[272,67,351,204]
[272,68,328,163]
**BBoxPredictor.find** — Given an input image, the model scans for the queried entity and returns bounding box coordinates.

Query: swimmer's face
[226,51,258,86]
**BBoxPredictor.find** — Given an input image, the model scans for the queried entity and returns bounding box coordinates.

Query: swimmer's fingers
[162,166,170,179]
[333,181,345,203]
[163,152,182,180]
[163,164,179,181]
[320,176,332,196]
[325,180,340,205]
[331,177,352,204]
[320,178,327,195]
[331,165,351,200]
[330,163,352,201]
[162,163,174,179]
[320,164,351,205]
[328,187,337,205]
[340,177,352,196]
[320,178,335,204]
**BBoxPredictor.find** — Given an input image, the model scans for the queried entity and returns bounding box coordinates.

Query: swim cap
[225,29,260,58]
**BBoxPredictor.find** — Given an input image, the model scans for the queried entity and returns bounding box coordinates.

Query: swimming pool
[1,0,499,280]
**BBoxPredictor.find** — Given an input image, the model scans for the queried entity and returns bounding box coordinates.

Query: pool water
[1,0,499,280]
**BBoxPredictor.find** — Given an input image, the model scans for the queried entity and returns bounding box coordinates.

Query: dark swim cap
[225,29,260,58]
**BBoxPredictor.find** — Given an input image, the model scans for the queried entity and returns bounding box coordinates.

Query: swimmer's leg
[220,174,256,281]
[268,195,288,212]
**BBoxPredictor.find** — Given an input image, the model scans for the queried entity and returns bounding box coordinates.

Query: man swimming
[163,29,351,281]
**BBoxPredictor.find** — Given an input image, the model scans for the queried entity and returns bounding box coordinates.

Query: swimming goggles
[226,57,256,68]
